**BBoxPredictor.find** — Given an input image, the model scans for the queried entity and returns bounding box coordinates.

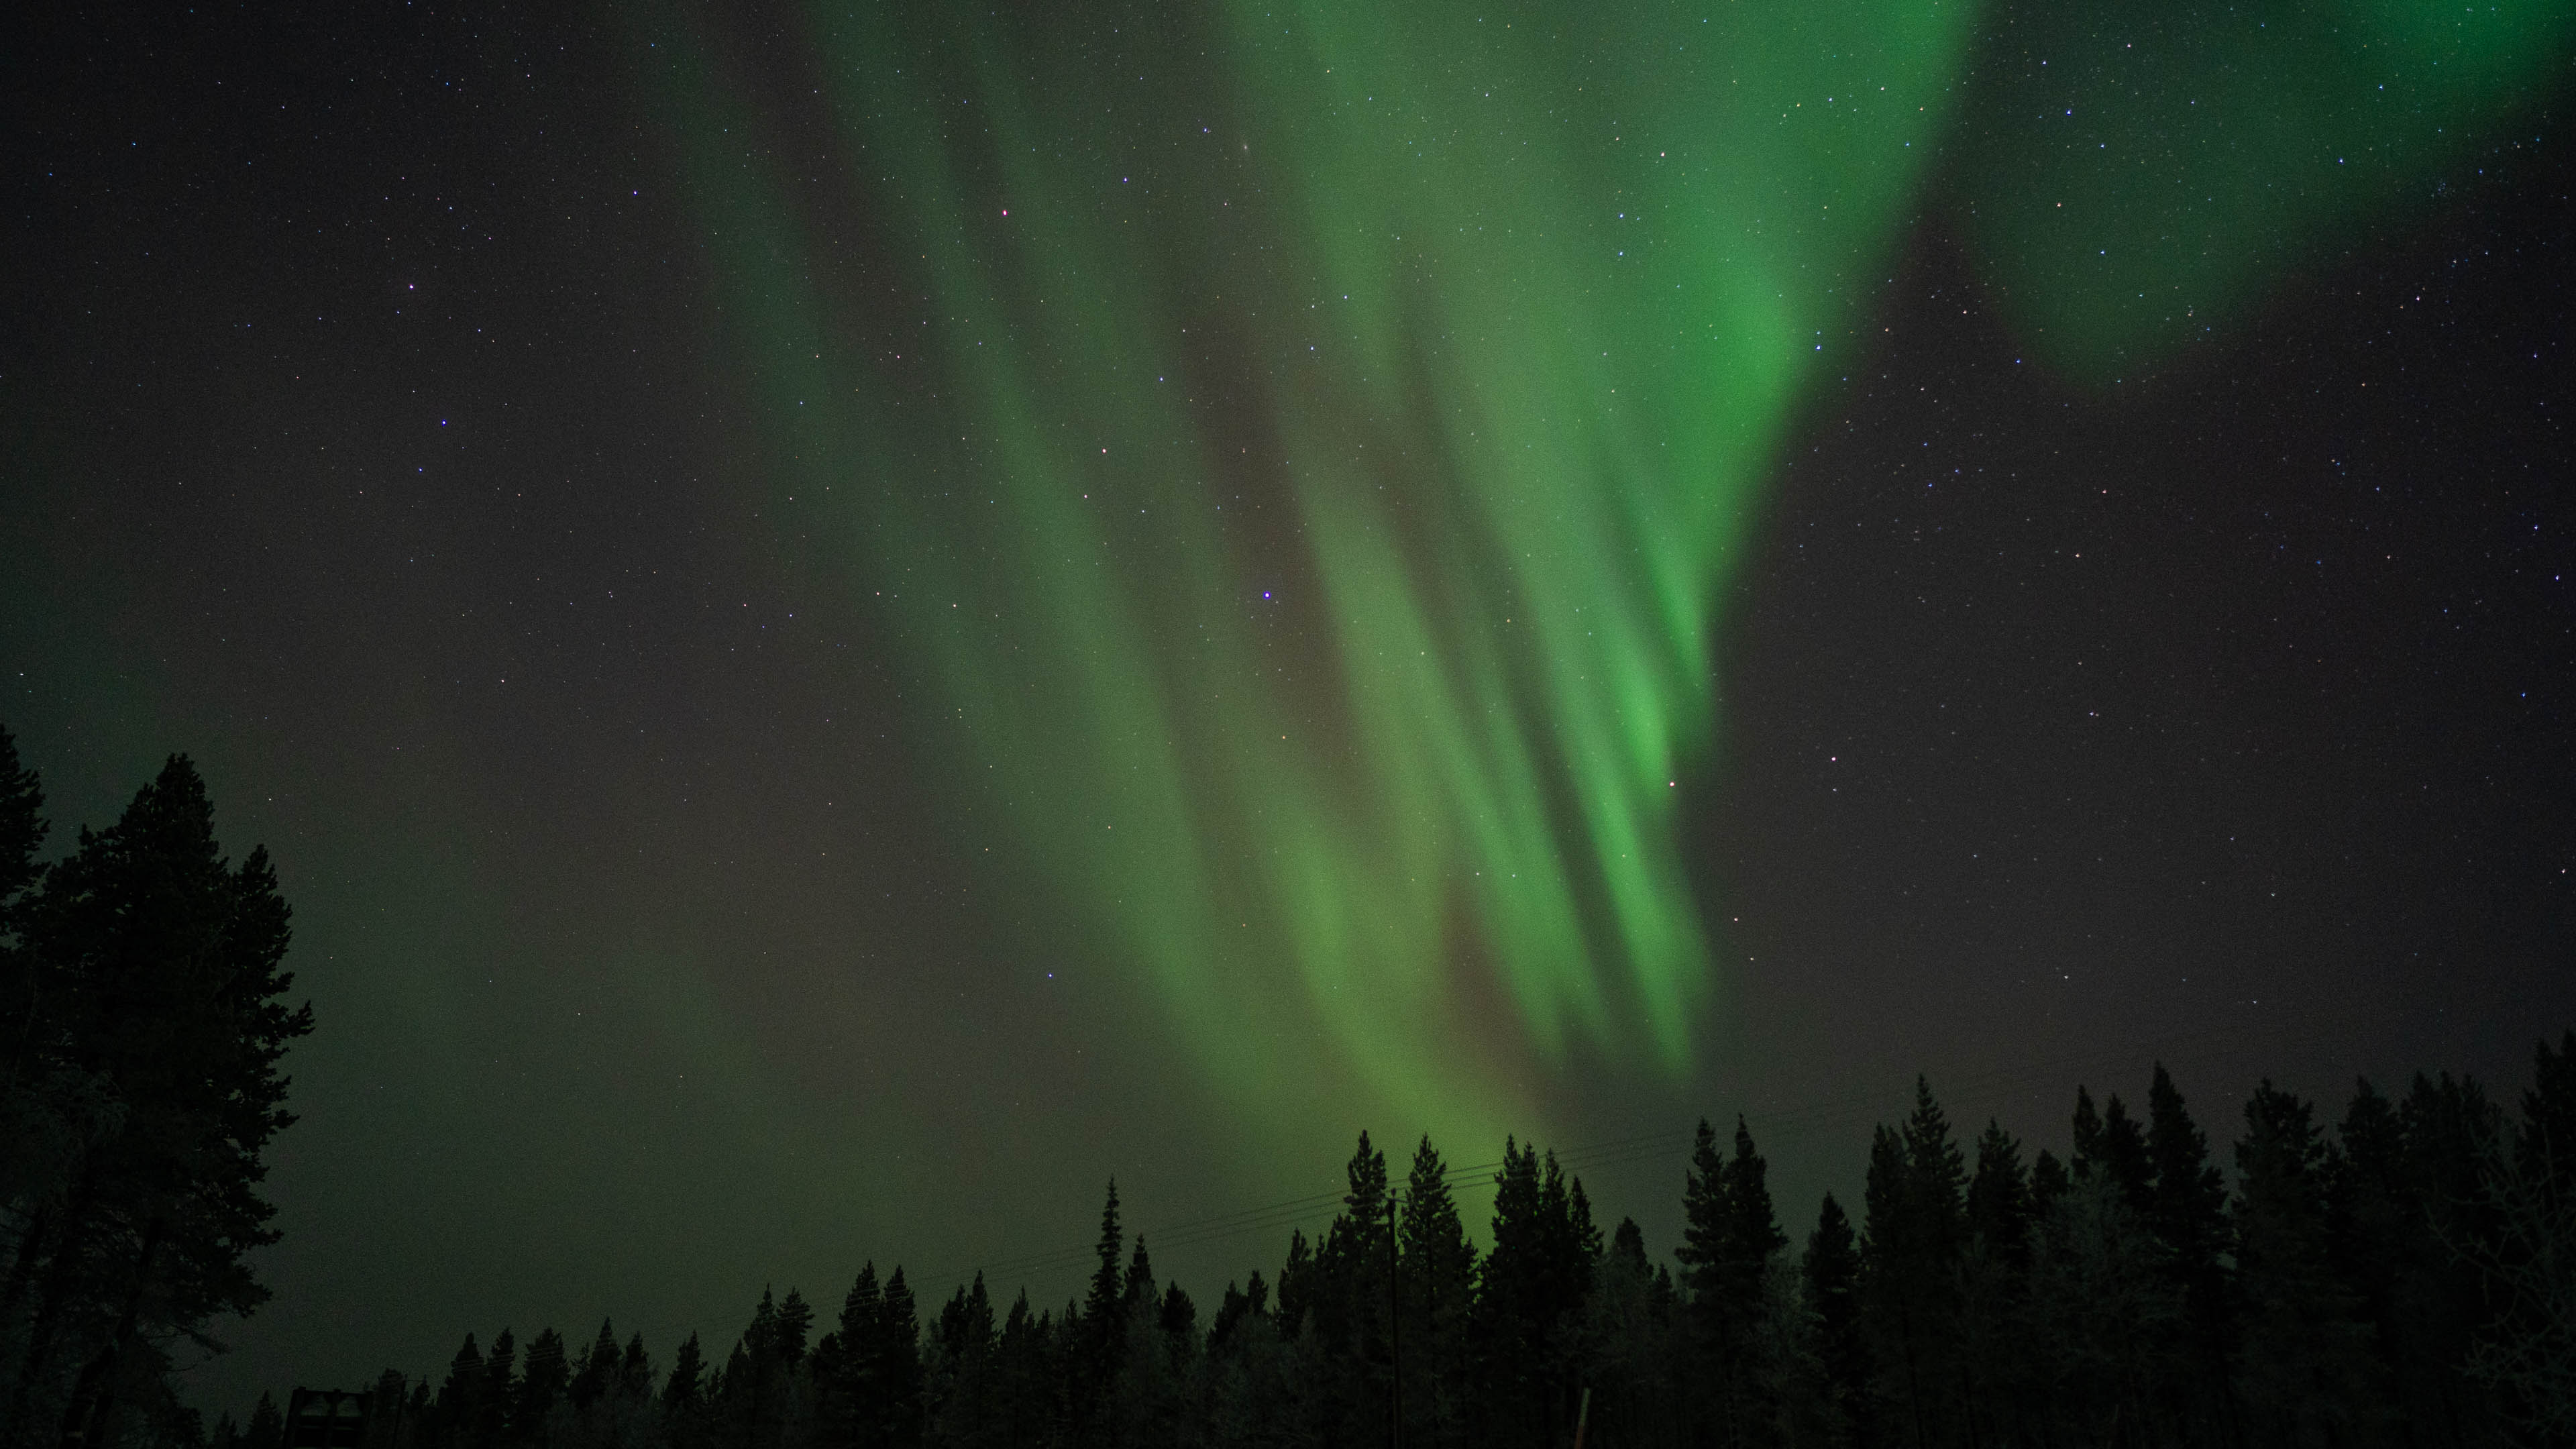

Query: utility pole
[1388,1192,1403,1449]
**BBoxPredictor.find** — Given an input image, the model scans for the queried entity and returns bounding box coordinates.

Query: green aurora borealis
[641,0,2567,1154]
[7,0,2575,1416]
[628,0,2576,1150]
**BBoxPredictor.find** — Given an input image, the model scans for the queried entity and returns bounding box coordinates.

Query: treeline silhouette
[232,1050,2575,1449]
[5,727,2571,1449]
[0,729,313,1449]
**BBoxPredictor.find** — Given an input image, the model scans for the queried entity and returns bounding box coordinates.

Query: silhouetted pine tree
[1121,1239,1155,1321]
[2470,1034,2576,1440]
[1802,1193,1869,1448]
[480,1330,519,1449]
[713,1338,755,1449]
[1678,1116,1788,1448]
[572,1322,619,1411]
[992,1292,1053,1448]
[1275,1230,1314,1340]
[2399,1071,2510,1442]
[1075,1180,1122,1446]
[816,1267,879,1449]
[2143,1069,2229,1326]
[0,723,69,1224]
[1958,1122,2033,1443]
[924,1274,995,1448]
[621,1335,653,1397]
[1397,1136,1476,1449]
[518,1328,570,1445]
[1725,1119,1789,1447]
[1207,1277,1260,1358]
[2029,1148,2070,1214]
[244,1393,282,1449]
[1472,1142,1598,1449]
[435,1335,486,1449]
[2029,1133,2176,1443]
[1474,1139,1549,1448]
[1862,1079,1968,1449]
[1312,1132,1391,1446]
[302,1029,2576,1449]
[1586,1218,1685,1449]
[6,756,312,1445]
[2234,1081,2379,1444]
[877,1271,921,1449]
[664,1333,706,1413]
[2334,1077,2452,1445]
[777,1291,815,1371]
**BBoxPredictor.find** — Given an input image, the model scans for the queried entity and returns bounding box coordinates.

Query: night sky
[5,0,2571,1422]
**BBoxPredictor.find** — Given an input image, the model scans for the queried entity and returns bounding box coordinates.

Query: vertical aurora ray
[634,0,2562,1151]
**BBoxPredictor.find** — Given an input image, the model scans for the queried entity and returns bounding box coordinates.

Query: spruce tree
[245,1392,282,1449]
[2234,1080,2378,1442]
[2099,1093,2155,1214]
[2518,1030,2576,1199]
[2334,1081,2418,1393]
[936,1273,995,1364]
[1313,1132,1391,1447]
[1731,1119,1792,1273]
[2475,1035,2576,1439]
[664,1333,706,1411]
[1208,1283,1256,1355]
[9,757,312,1442]
[1122,1238,1156,1319]
[1676,1121,1734,1444]
[2145,1067,2229,1305]
[777,1289,814,1368]
[1275,1230,1313,1338]
[620,1334,653,1401]
[1863,1079,1969,1449]
[1958,1121,2034,1440]
[516,1328,569,1442]
[480,1330,519,1448]
[1399,1135,1476,1448]
[1082,1179,1125,1395]
[1802,1194,1868,1443]
[1157,1283,1195,1342]
[1473,1138,1549,1445]
[1711,1118,1787,1448]
[2030,1147,2071,1212]
[571,1321,619,1409]
[1676,1120,1729,1309]
[437,1334,486,1440]
[2072,1086,2105,1177]
[818,1266,882,1449]
[1966,1120,2033,1266]
[878,1269,922,1448]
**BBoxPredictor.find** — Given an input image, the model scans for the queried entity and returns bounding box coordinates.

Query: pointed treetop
[1086,1179,1125,1326]
[1124,1236,1157,1309]
[1343,1130,1390,1218]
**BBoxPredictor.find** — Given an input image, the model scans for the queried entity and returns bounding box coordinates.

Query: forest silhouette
[2,728,2571,1449]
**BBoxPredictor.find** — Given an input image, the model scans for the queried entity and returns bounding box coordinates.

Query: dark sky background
[4,0,2570,1424]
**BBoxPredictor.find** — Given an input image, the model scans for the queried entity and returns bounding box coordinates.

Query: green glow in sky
[641,0,2563,1150]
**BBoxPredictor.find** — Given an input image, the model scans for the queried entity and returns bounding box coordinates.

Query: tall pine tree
[9,757,312,1444]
